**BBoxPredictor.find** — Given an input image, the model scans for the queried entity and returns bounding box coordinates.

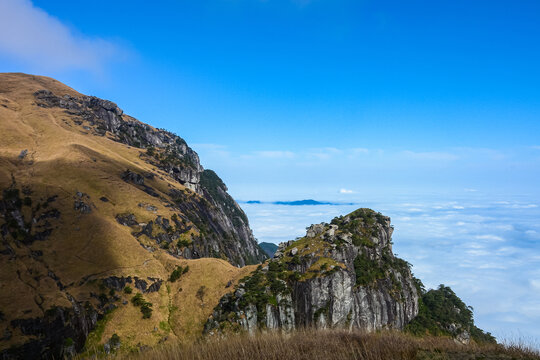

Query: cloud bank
[0,0,123,72]
[241,195,540,342]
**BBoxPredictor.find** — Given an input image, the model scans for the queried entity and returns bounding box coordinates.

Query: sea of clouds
[241,193,540,344]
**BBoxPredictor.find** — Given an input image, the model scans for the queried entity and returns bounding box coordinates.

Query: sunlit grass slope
[0,73,258,352]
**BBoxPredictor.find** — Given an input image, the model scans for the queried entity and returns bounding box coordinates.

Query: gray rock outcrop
[33,89,267,267]
[205,209,420,334]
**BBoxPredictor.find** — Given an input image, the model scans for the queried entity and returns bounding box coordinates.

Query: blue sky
[1,0,539,198]
[1,0,540,343]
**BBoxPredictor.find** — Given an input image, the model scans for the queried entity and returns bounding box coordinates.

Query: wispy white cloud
[192,143,231,158]
[475,234,505,242]
[255,150,295,159]
[350,147,370,155]
[307,147,342,160]
[509,204,538,209]
[401,150,459,161]
[530,279,540,290]
[339,188,355,194]
[0,0,125,72]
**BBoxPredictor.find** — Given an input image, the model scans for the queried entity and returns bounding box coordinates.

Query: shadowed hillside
[0,73,266,358]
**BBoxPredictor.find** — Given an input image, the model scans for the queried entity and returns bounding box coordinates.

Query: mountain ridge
[0,73,497,359]
[0,73,266,358]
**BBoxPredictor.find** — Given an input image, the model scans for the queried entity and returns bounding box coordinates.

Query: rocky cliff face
[205,209,420,334]
[32,88,267,267]
[0,73,266,359]
[34,89,202,192]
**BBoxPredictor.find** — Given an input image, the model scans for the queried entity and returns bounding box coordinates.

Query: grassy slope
[0,73,257,351]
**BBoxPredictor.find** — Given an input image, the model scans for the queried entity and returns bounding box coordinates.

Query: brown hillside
[0,73,261,357]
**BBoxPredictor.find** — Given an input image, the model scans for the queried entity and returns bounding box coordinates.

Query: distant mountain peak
[241,199,355,206]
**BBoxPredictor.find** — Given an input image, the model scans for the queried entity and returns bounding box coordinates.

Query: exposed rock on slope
[31,86,266,266]
[34,89,202,192]
[205,209,420,334]
[0,73,265,358]
[12,74,266,266]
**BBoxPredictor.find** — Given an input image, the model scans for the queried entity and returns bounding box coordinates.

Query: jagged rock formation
[34,89,202,193]
[0,73,266,359]
[205,209,420,334]
[32,88,266,266]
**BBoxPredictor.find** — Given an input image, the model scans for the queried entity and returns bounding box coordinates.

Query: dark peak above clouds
[242,199,356,206]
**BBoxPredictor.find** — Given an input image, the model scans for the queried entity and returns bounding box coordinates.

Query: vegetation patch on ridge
[406,285,496,344]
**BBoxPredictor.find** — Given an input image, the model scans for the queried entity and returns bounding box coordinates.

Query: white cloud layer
[241,195,540,342]
[0,0,123,72]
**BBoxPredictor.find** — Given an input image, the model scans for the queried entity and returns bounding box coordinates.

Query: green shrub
[141,303,153,319]
[291,255,301,265]
[110,333,121,347]
[131,293,153,319]
[98,293,108,304]
[159,321,171,332]
[131,293,145,306]
[169,266,184,282]
[354,253,385,287]
[177,238,190,248]
[123,286,132,294]
[64,337,74,347]
[406,285,496,343]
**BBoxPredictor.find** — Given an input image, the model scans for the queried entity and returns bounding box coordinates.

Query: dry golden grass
[0,73,259,351]
[96,258,257,348]
[103,329,540,360]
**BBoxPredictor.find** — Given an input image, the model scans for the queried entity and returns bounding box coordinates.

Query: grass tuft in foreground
[101,329,539,360]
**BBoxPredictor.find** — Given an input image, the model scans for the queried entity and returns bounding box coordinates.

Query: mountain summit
[0,73,266,358]
[205,208,419,333]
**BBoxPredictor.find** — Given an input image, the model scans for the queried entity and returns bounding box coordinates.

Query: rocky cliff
[32,87,266,267]
[0,73,266,359]
[205,208,420,334]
